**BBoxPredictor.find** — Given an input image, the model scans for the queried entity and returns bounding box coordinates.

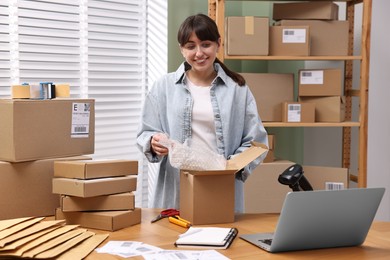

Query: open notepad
[174,227,238,250]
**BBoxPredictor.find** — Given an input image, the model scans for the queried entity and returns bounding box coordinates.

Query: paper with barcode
[282,28,306,43]
[71,102,91,138]
[300,70,324,85]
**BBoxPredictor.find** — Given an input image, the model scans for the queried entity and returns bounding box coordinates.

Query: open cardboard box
[179,142,268,225]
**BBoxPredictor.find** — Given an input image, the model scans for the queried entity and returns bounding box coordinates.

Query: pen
[168,216,191,228]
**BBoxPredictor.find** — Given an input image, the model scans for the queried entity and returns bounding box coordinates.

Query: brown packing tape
[56,233,109,260]
[34,231,95,259]
[244,16,254,35]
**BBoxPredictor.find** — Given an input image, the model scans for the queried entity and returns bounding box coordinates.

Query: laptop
[240,187,385,253]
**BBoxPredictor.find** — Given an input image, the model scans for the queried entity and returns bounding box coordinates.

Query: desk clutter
[0,216,108,259]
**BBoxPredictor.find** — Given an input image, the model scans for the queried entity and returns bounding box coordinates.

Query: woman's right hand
[151,133,169,156]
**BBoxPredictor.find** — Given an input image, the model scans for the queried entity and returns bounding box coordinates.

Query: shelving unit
[208,0,372,187]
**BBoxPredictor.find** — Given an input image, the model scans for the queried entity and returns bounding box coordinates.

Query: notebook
[175,227,238,249]
[240,187,385,253]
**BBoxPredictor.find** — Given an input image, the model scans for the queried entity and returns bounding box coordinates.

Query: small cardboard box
[269,26,310,56]
[55,207,142,231]
[54,159,138,179]
[180,142,268,225]
[282,102,315,123]
[52,175,137,197]
[241,73,294,122]
[60,192,135,212]
[225,16,269,55]
[298,69,343,96]
[0,156,90,220]
[0,99,95,162]
[273,2,339,21]
[244,161,349,213]
[280,20,349,56]
[299,96,346,122]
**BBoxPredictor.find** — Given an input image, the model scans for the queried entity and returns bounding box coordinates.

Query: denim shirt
[137,62,268,212]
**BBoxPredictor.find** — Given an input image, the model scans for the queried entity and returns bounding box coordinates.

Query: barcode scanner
[278,164,313,192]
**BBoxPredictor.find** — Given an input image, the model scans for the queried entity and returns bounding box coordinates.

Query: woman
[137,13,268,212]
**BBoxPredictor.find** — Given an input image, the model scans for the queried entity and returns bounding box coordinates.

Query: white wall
[367,0,390,221]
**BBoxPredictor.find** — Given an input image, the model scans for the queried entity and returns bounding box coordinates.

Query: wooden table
[87,208,390,259]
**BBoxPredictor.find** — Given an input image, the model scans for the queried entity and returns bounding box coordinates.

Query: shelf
[263,121,360,127]
[224,55,362,61]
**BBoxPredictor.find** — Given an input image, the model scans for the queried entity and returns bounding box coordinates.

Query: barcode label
[71,102,90,138]
[326,182,345,190]
[282,28,306,43]
[300,70,324,85]
[287,104,301,122]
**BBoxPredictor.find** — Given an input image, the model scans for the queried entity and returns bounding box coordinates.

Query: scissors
[151,208,180,223]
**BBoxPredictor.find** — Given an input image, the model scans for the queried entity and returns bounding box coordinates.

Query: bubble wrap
[159,138,226,171]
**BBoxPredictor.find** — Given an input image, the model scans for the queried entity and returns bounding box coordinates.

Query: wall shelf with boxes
[208,0,372,187]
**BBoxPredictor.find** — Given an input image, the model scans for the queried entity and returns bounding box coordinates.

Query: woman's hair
[177,13,246,86]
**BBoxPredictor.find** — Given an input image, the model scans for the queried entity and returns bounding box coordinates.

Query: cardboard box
[0,156,90,220]
[60,192,135,212]
[269,26,310,56]
[282,102,315,123]
[52,175,137,197]
[55,84,71,98]
[241,73,294,122]
[299,96,346,122]
[0,99,95,162]
[298,69,343,96]
[273,2,339,21]
[225,16,269,55]
[244,161,349,213]
[263,135,275,163]
[55,207,142,231]
[280,20,349,56]
[180,142,268,225]
[54,159,138,179]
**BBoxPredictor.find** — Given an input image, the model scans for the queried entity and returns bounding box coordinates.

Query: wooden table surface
[86,208,390,259]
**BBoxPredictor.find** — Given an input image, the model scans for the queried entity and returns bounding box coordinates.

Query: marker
[168,216,191,228]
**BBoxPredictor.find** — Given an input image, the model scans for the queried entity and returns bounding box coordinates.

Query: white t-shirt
[187,78,218,153]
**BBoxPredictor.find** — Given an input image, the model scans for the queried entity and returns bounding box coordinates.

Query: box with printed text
[0,99,95,162]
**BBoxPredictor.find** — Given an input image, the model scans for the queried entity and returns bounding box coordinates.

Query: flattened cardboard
[52,175,137,198]
[55,208,142,231]
[54,159,138,179]
[180,143,268,225]
[0,99,95,162]
[60,192,135,212]
[244,161,349,213]
[226,16,269,55]
[241,73,294,122]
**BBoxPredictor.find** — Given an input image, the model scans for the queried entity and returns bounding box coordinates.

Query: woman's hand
[151,133,169,156]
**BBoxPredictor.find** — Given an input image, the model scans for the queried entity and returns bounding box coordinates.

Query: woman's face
[180,32,220,73]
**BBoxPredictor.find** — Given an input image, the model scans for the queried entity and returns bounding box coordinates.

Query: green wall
[167,0,304,164]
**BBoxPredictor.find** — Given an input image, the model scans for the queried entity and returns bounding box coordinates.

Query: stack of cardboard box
[0,99,95,220]
[53,159,141,231]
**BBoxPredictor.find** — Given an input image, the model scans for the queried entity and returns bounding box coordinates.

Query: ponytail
[214,58,246,86]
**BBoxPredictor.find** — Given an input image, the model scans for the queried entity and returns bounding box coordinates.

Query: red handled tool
[151,208,180,223]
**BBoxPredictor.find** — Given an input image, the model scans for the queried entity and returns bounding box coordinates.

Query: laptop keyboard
[260,239,273,245]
